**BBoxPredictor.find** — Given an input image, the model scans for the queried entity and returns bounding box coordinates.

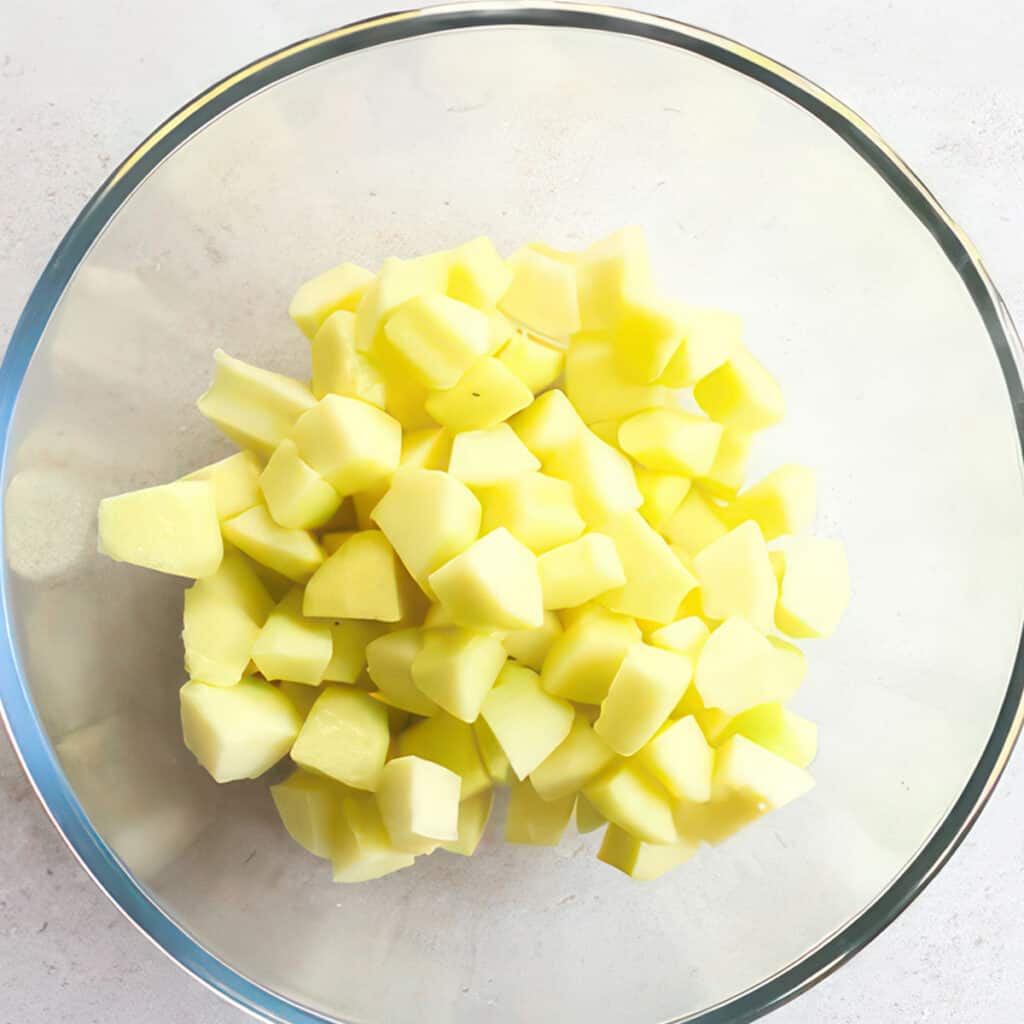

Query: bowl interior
[4,14,1024,1024]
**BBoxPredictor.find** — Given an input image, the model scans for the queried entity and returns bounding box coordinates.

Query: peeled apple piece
[697,428,752,500]
[662,487,729,556]
[636,468,691,531]
[694,617,789,715]
[251,587,332,685]
[260,438,342,530]
[618,407,724,478]
[290,395,401,496]
[575,225,652,332]
[180,677,301,783]
[365,628,438,716]
[311,310,386,407]
[354,254,449,352]
[500,247,580,339]
[598,826,699,881]
[612,291,687,383]
[712,734,815,809]
[481,663,574,780]
[98,480,223,579]
[503,610,562,671]
[291,685,390,791]
[718,703,818,768]
[509,388,584,459]
[376,755,461,854]
[694,345,785,432]
[222,504,324,583]
[425,356,534,432]
[497,331,565,393]
[289,261,375,338]
[649,616,710,660]
[657,305,741,388]
[566,335,669,424]
[728,464,816,540]
[544,429,642,523]
[479,473,585,554]
[473,718,514,785]
[638,715,713,802]
[446,236,513,309]
[584,763,677,845]
[529,712,616,802]
[183,451,263,521]
[537,532,626,609]
[371,468,481,596]
[442,790,495,856]
[271,769,345,858]
[428,528,543,631]
[505,780,575,846]
[775,537,851,638]
[411,627,507,723]
[323,620,389,684]
[396,712,492,800]
[197,349,316,456]
[447,424,540,487]
[401,428,452,471]
[693,521,777,633]
[331,792,416,883]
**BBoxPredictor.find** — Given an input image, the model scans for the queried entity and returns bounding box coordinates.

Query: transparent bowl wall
[3,7,1024,1024]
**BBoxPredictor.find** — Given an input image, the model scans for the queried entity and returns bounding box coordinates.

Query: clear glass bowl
[3,4,1023,1023]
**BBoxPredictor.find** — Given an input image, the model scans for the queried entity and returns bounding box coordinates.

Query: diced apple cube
[323,620,389,684]
[649,617,710,660]
[481,663,574,779]
[500,247,580,339]
[718,703,817,768]
[441,790,495,856]
[728,464,816,540]
[365,629,437,716]
[545,429,643,522]
[767,635,808,699]
[566,335,669,423]
[411,627,507,723]
[697,428,752,500]
[496,331,565,393]
[380,362,435,430]
[396,712,492,800]
[290,395,401,496]
[619,408,723,478]
[98,480,223,579]
[182,548,273,686]
[775,537,851,638]
[303,530,414,623]
[612,291,687,382]
[636,468,692,531]
[537,533,625,609]
[289,261,375,338]
[595,511,696,624]
[575,225,652,332]
[180,676,301,782]
[447,423,540,486]
[575,793,607,834]
[279,681,324,719]
[509,388,584,459]
[429,528,543,631]
[251,587,332,684]
[541,605,640,704]
[662,487,729,556]
[354,254,450,352]
[382,293,490,389]
[330,792,416,883]
[197,349,316,456]
[595,643,691,756]
[712,734,815,809]
[583,763,677,844]
[657,305,741,387]
[472,717,513,785]
[638,715,713,802]
[446,236,513,309]
[694,617,791,714]
[503,610,563,671]
[529,712,616,801]
[372,468,481,595]
[271,768,345,858]
[597,825,699,881]
[291,686,390,791]
[183,451,263,521]
[505,780,575,845]
[694,345,785,431]
[311,310,386,407]
[479,472,584,554]
[376,755,461,854]
[222,504,324,582]
[693,521,777,632]
[259,438,342,530]
[400,428,452,471]
[425,357,533,431]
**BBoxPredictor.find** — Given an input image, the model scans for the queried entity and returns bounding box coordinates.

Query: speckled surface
[2,2,1023,1022]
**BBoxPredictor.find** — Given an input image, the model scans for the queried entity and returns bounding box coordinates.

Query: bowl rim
[2,3,1023,1023]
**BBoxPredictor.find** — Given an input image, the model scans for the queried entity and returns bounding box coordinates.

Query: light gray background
[1,1,1022,1022]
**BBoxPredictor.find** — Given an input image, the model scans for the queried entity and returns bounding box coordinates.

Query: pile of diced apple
[97,228,849,884]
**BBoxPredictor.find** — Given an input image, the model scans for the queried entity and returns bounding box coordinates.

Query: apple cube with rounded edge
[598,825,699,881]
[291,686,390,791]
[712,734,815,809]
[500,247,580,339]
[289,261,374,338]
[566,335,669,424]
[222,504,324,583]
[657,305,741,387]
[197,349,316,456]
[619,407,724,478]
[446,236,513,309]
[775,537,851,638]
[311,310,386,407]
[354,254,449,352]
[425,357,534,432]
[595,643,692,757]
[330,792,416,883]
[537,533,626,609]
[260,438,342,531]
[441,790,495,856]
[529,712,616,802]
[509,388,584,459]
[251,588,332,685]
[718,703,817,768]
[697,428,752,500]
[365,628,437,716]
[183,451,263,521]
[503,610,563,671]
[649,617,710,660]
[180,677,301,783]
[396,712,492,800]
[574,225,652,332]
[694,345,785,432]
[479,472,585,554]
[728,464,816,540]
[323,620,389,684]
[481,663,574,779]
[371,468,481,596]
[638,715,713,802]
[505,779,575,846]
[767,635,808,700]
[411,627,507,723]
[429,528,543,631]
[662,487,729,556]
[271,768,346,858]
[541,605,640,704]
[612,291,687,383]
[583,762,677,844]
[473,718,513,785]
[290,395,401,496]
[693,520,777,633]
[694,617,791,715]
[447,424,540,487]
[376,755,461,854]
[98,480,222,579]
[497,331,565,393]
[636,468,692,531]
[545,429,643,523]
[401,427,452,471]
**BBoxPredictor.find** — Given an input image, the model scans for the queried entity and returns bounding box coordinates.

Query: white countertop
[2,2,1023,1021]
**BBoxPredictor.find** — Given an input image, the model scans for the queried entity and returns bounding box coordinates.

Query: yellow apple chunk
[496,331,565,393]
[638,715,713,802]
[271,768,345,858]
[583,763,677,844]
[183,450,263,521]
[509,388,584,459]
[503,611,563,671]
[597,826,699,881]
[260,438,342,530]
[425,356,534,431]
[537,533,626,609]
[446,236,512,309]
[529,712,616,801]
[376,755,461,854]
[310,310,386,407]
[289,261,375,338]
[251,588,332,685]
[505,779,575,846]
[447,424,540,487]
[365,628,438,716]
[693,521,777,633]
[479,472,585,554]
[694,345,785,432]
[222,504,324,583]
[728,464,816,540]
[441,790,495,856]
[500,247,580,339]
[775,537,851,638]
[411,627,507,723]
[618,407,723,477]
[396,712,492,800]
[330,792,416,883]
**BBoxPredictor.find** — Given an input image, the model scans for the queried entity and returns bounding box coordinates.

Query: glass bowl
[3,4,1023,1023]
